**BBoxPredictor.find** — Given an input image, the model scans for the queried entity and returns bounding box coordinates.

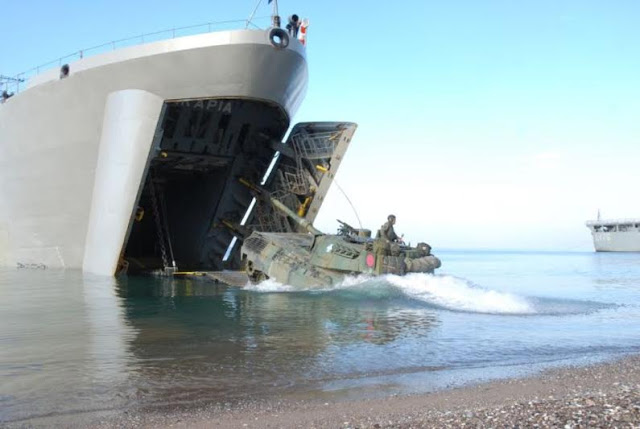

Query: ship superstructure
[0,23,357,275]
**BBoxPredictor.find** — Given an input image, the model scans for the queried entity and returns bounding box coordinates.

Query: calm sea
[1,250,640,423]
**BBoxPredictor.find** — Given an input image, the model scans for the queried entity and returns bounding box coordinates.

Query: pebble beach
[14,354,637,428]
[172,355,640,428]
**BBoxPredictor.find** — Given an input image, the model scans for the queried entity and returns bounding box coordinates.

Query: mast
[270,0,281,27]
[246,0,281,29]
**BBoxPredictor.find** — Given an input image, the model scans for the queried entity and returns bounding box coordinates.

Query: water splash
[244,273,605,316]
[245,273,534,313]
[244,274,375,293]
[385,273,535,314]
[334,274,375,288]
[244,278,294,292]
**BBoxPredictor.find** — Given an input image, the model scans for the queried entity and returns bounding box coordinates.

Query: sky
[2,0,640,251]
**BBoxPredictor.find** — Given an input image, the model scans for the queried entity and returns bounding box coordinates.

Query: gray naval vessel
[586,214,640,252]
[0,11,357,277]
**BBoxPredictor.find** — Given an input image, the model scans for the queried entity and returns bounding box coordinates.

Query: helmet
[388,214,396,221]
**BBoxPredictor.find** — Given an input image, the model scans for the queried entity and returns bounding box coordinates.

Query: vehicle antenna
[334,180,363,230]
[316,165,363,230]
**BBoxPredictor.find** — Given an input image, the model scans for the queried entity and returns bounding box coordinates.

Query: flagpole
[271,0,281,27]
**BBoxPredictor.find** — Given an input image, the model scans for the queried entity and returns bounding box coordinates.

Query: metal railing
[586,218,640,226]
[1,15,271,95]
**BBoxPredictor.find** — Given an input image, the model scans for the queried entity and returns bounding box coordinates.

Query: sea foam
[243,278,294,292]
[386,273,535,314]
[245,272,536,314]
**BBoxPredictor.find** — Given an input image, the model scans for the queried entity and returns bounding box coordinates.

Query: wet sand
[12,355,640,428]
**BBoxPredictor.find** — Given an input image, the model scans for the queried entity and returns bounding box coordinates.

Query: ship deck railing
[2,15,272,95]
[586,219,640,233]
[586,218,640,226]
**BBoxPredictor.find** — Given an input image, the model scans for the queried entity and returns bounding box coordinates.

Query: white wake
[386,273,536,314]
[244,274,374,292]
[245,272,536,314]
[243,278,294,292]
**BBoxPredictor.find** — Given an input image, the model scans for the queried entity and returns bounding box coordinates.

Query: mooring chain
[158,189,177,271]
[148,173,170,270]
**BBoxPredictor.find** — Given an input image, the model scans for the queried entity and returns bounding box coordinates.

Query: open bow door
[251,122,358,233]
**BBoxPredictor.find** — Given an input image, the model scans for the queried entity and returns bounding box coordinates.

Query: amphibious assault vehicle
[238,187,441,288]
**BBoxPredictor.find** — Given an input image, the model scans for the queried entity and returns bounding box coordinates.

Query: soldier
[286,14,301,37]
[1,90,12,103]
[380,214,402,243]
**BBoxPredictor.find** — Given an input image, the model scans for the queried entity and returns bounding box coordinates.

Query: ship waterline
[0,28,356,275]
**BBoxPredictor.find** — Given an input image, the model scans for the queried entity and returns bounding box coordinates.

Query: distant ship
[586,212,640,252]
[0,12,357,275]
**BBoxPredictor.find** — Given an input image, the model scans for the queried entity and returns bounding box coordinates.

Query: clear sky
[3,0,640,251]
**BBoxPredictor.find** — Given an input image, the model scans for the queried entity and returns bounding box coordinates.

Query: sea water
[1,250,640,422]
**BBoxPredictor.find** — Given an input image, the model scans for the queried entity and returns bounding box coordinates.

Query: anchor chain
[148,173,172,271]
[158,188,177,271]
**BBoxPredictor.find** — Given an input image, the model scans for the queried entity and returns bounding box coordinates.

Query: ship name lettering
[181,100,233,113]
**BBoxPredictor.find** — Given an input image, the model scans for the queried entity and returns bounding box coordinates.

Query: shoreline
[14,354,640,428]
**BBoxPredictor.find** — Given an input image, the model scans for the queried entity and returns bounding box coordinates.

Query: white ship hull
[591,231,640,252]
[586,219,640,252]
[0,29,314,274]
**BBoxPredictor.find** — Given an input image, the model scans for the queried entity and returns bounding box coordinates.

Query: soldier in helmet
[380,214,402,244]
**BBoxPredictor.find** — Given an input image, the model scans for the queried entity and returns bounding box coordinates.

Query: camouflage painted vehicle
[240,194,441,287]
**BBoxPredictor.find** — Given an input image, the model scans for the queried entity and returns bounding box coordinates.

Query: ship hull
[0,30,308,273]
[586,219,640,252]
[591,231,640,252]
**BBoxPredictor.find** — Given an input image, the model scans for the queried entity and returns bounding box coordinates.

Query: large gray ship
[0,15,356,275]
[586,217,640,252]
